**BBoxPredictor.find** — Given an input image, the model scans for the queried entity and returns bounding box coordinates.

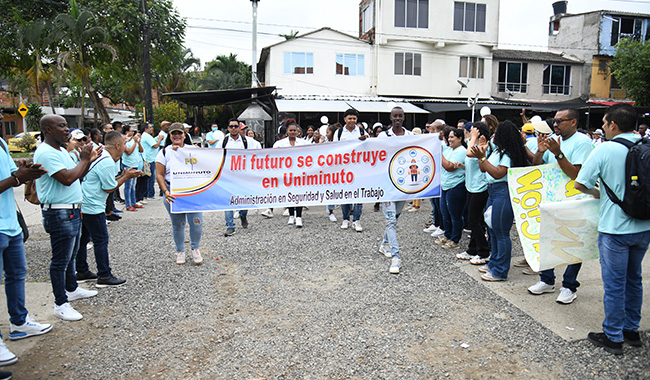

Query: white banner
[169,135,442,213]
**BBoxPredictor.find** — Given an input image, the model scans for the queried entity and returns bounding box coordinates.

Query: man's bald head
[40,114,65,131]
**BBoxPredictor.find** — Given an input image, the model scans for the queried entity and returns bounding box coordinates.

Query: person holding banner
[376,106,413,274]
[527,108,593,304]
[335,109,367,232]
[472,120,528,281]
[218,118,260,236]
[436,128,467,250]
[456,122,490,264]
[155,123,204,266]
[273,121,309,227]
[575,103,650,355]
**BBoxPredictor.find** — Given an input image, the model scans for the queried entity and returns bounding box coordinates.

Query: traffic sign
[18,102,28,118]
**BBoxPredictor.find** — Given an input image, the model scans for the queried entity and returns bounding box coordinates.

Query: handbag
[141,160,152,177]
[16,202,29,242]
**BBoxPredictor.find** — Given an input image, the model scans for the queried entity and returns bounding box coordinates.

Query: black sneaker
[623,330,642,347]
[96,276,126,288]
[224,228,236,237]
[76,270,98,282]
[0,370,12,380]
[240,215,248,229]
[106,214,121,221]
[588,332,623,355]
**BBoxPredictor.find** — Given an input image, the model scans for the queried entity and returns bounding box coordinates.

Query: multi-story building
[548,7,650,101]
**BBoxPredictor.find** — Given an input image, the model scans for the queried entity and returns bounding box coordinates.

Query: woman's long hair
[493,120,528,168]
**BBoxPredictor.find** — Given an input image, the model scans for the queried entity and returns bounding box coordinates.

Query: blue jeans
[598,231,650,343]
[225,210,247,229]
[122,163,136,207]
[341,204,362,221]
[382,201,406,259]
[146,162,156,198]
[540,263,582,292]
[440,183,467,243]
[486,182,514,280]
[164,200,203,252]
[0,232,28,326]
[42,208,81,306]
[76,213,112,278]
[429,197,442,228]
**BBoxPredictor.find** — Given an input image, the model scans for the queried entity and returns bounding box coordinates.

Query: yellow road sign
[18,102,29,118]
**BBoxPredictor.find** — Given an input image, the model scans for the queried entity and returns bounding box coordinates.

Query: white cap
[594,129,604,135]
[320,116,329,124]
[480,106,491,117]
[530,115,543,122]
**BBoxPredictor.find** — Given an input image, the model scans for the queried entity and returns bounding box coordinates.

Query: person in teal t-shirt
[76,131,142,288]
[576,104,650,355]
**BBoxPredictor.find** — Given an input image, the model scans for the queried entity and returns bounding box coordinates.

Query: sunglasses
[553,118,574,124]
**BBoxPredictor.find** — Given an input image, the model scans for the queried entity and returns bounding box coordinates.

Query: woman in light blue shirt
[471,120,528,281]
[121,125,143,211]
[458,122,490,264]
[437,128,467,249]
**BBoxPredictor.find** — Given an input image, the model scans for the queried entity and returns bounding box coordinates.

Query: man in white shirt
[334,109,367,232]
[217,118,260,236]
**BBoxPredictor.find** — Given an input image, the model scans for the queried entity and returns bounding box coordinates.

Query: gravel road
[12,200,650,379]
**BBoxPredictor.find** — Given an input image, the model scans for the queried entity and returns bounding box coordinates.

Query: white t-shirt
[216,135,259,149]
[155,145,200,182]
[273,137,309,148]
[333,126,365,142]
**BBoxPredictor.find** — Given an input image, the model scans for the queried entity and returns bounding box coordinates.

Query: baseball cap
[70,129,87,140]
[522,123,535,134]
[594,129,603,135]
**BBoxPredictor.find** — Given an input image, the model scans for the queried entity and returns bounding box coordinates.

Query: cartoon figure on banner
[389,146,434,193]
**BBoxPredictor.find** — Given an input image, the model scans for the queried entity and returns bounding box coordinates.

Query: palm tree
[17,19,56,104]
[55,0,116,124]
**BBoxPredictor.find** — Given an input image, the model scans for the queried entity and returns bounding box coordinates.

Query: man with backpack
[218,118,260,236]
[334,109,367,232]
[575,103,650,355]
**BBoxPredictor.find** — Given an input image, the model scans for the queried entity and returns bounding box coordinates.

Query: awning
[275,99,350,112]
[276,99,429,114]
[163,87,276,107]
[346,101,429,114]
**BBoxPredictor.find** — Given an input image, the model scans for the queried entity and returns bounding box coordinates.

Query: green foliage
[200,54,251,90]
[279,30,299,40]
[24,102,43,131]
[153,102,186,127]
[611,38,650,107]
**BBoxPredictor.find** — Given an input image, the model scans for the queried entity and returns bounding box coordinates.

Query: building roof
[552,9,650,20]
[162,87,276,107]
[493,49,583,64]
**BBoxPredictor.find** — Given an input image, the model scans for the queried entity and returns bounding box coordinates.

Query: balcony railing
[497,82,528,93]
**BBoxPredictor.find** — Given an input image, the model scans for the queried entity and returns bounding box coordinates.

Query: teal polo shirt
[576,133,650,234]
[441,145,466,191]
[0,139,21,236]
[542,131,593,165]
[486,150,511,184]
[81,150,118,215]
[465,156,487,193]
[34,143,83,204]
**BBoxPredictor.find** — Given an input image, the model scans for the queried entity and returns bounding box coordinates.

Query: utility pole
[142,0,153,123]
[251,0,260,88]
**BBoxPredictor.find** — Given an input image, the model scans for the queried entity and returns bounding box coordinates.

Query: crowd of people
[0,103,647,379]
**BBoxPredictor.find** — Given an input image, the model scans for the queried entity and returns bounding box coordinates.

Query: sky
[172,0,650,68]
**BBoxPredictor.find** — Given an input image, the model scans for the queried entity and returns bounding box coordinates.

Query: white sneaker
[423,224,439,233]
[378,243,392,258]
[0,340,17,366]
[191,249,202,265]
[430,228,445,237]
[53,302,83,321]
[140,199,148,205]
[340,220,350,229]
[136,201,144,207]
[389,257,401,274]
[328,213,337,222]
[283,208,290,216]
[66,287,98,301]
[528,281,555,295]
[456,251,472,260]
[352,220,363,232]
[9,315,53,340]
[234,211,240,219]
[556,287,577,304]
[469,255,489,265]
[261,209,274,218]
[477,265,490,273]
[288,216,295,225]
[295,217,303,228]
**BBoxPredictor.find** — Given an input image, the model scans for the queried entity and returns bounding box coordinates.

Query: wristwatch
[479,157,487,163]
[555,153,565,160]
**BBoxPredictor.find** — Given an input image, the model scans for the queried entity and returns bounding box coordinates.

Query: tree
[24,102,43,131]
[153,102,186,128]
[55,0,117,124]
[279,30,299,40]
[200,54,251,90]
[610,38,650,107]
[17,19,58,105]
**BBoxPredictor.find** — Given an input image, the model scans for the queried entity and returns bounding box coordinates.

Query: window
[543,64,571,95]
[336,54,364,76]
[395,0,428,28]
[598,60,608,74]
[362,2,374,33]
[3,121,17,136]
[394,52,422,76]
[498,62,528,92]
[453,2,486,32]
[459,56,484,78]
[283,52,314,74]
[610,16,646,45]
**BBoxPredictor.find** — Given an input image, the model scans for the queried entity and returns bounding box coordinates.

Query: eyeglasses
[553,118,574,125]
[228,124,240,128]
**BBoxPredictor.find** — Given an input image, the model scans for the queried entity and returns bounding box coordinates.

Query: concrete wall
[491,60,583,102]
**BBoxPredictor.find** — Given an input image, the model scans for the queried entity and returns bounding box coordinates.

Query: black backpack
[336,126,365,141]
[222,135,248,149]
[602,136,650,220]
